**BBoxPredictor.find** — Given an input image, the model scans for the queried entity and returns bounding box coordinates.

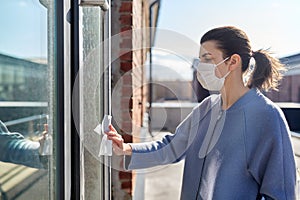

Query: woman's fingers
[107,135,123,146]
[105,125,118,136]
[106,131,118,137]
[109,124,116,132]
[107,135,123,144]
[105,125,123,141]
[103,125,125,155]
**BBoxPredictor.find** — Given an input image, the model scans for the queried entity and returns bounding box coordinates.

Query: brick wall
[111,0,150,199]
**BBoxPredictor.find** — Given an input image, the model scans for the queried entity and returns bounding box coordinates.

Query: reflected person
[0,120,48,169]
[106,26,296,199]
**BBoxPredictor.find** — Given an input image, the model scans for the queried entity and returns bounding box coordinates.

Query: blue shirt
[126,88,297,199]
[0,120,45,168]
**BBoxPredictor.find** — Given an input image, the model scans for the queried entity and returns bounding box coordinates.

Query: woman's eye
[204,58,212,63]
[199,56,212,63]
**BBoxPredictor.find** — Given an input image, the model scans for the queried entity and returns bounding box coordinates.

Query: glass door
[0,0,56,199]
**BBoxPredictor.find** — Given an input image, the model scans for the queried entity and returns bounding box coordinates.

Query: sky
[156,0,300,57]
[150,0,300,80]
[0,0,47,59]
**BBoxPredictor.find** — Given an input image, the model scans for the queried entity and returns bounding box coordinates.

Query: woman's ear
[228,54,242,71]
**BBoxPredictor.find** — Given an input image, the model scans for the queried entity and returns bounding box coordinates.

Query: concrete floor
[139,131,184,200]
[144,161,184,200]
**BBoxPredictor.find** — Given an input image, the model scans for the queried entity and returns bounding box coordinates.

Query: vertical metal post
[71,1,81,200]
[55,0,65,199]
[103,0,112,199]
[148,0,161,136]
[149,3,153,136]
[79,1,110,199]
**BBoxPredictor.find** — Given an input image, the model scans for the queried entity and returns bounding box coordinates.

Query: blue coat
[0,120,45,168]
[126,88,297,199]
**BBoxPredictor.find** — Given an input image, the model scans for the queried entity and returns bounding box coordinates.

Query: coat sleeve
[0,120,46,169]
[124,102,205,170]
[247,108,297,200]
[124,95,219,170]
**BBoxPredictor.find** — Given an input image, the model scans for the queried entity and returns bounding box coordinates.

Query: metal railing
[4,114,48,127]
[0,101,48,126]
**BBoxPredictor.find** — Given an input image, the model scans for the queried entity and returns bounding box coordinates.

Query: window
[0,1,112,199]
[0,1,56,199]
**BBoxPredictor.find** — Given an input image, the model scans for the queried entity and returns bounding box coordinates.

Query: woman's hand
[106,125,132,156]
[38,124,49,155]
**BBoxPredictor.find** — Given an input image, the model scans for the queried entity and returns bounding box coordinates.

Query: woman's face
[199,40,229,78]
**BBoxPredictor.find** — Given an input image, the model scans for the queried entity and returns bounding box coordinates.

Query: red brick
[121,26,132,32]
[122,86,133,96]
[119,14,132,26]
[120,30,132,39]
[119,48,131,55]
[120,39,132,49]
[121,181,132,189]
[120,61,133,72]
[122,133,133,143]
[120,94,132,102]
[122,111,132,120]
[121,127,132,135]
[121,121,132,127]
[121,97,133,108]
[119,2,132,12]
[119,171,132,180]
[122,74,132,84]
[120,51,133,61]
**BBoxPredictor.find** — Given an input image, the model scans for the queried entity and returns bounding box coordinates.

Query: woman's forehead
[199,41,222,57]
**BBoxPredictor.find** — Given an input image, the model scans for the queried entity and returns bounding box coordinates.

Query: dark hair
[200,26,285,91]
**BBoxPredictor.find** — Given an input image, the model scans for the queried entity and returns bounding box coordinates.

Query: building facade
[266,53,300,102]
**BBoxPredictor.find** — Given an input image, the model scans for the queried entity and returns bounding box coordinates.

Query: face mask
[195,57,230,91]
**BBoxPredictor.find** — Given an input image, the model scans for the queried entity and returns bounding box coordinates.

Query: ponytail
[251,49,286,91]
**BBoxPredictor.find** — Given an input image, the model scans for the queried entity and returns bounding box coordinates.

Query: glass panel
[0,1,55,199]
[78,6,105,200]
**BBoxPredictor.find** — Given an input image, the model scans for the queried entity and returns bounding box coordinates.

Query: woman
[107,26,297,199]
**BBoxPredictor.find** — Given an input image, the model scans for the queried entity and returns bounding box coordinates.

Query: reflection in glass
[0,1,53,199]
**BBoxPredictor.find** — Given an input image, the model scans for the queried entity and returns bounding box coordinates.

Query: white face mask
[195,57,230,91]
